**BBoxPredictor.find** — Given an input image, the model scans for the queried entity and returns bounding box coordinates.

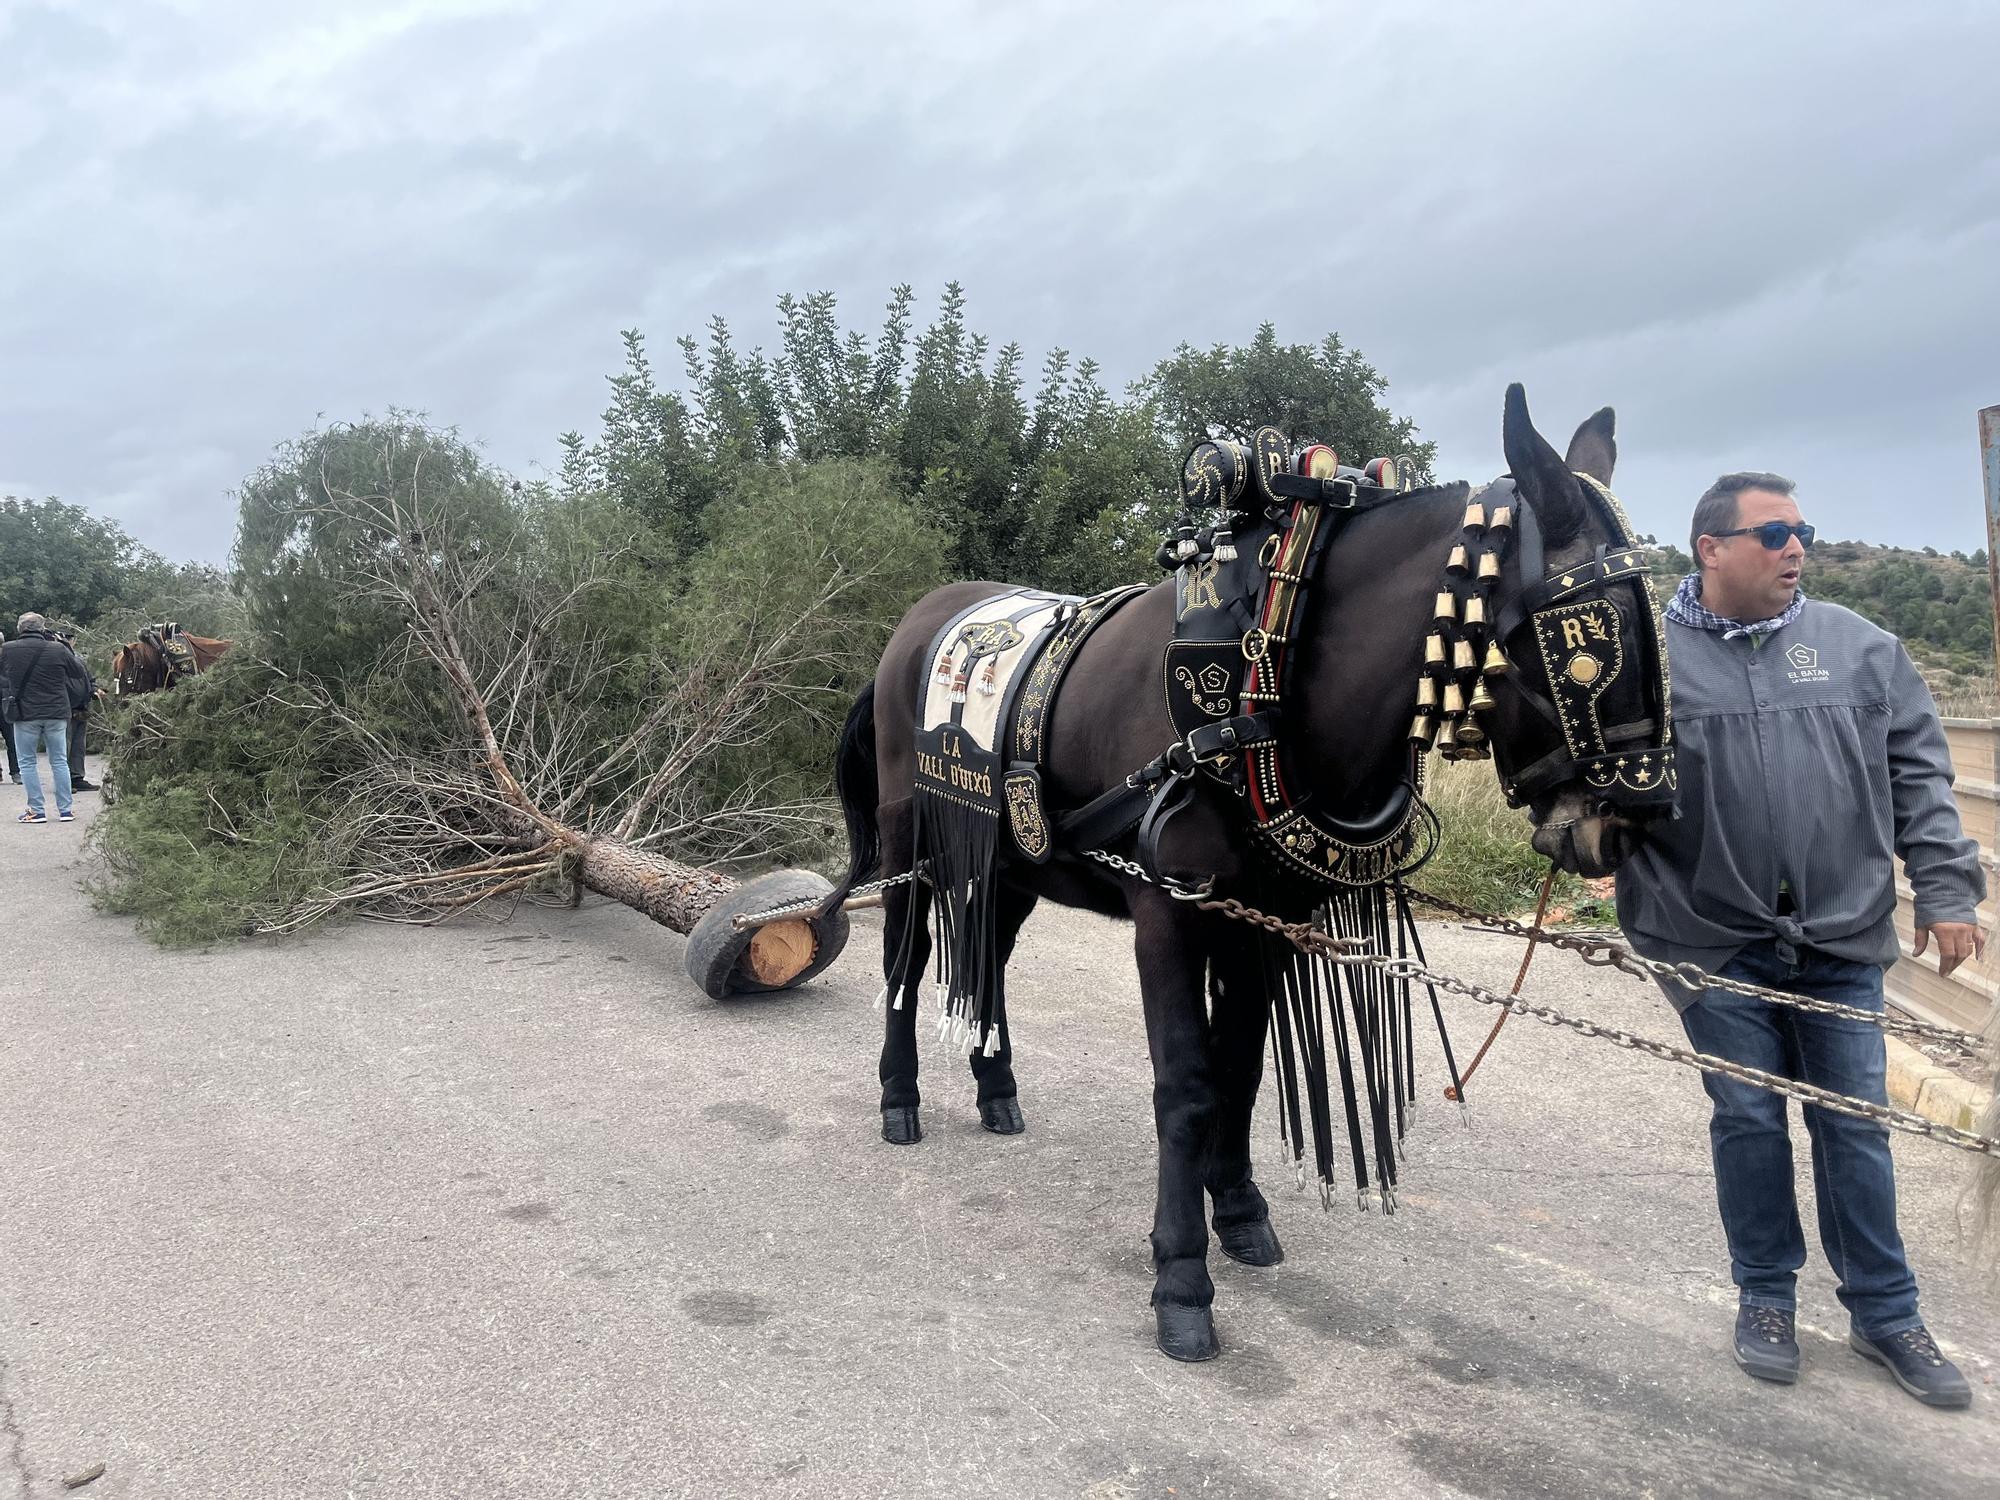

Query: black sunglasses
[1709,521,1815,551]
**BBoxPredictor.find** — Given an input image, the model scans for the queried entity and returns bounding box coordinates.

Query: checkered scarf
[1665,574,1804,640]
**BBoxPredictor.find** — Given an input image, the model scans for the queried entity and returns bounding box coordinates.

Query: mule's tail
[818,679,881,918]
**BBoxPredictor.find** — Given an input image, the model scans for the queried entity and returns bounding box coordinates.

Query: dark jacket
[1615,600,1983,1005]
[1,632,88,723]
[68,651,97,713]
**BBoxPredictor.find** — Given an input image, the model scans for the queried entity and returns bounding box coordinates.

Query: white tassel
[982,1027,1000,1057]
[872,984,889,1014]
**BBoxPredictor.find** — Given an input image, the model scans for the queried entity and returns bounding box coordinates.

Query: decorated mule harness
[891,428,1676,1208]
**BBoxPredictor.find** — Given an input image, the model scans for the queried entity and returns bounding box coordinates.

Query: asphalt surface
[3,796,1998,1499]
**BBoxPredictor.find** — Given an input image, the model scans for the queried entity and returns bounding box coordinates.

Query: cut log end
[683,869,850,1000]
[743,918,818,986]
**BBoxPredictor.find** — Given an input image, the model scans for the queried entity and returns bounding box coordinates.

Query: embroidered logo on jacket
[1784,641,1829,683]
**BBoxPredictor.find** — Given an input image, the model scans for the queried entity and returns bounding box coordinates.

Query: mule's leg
[1206,940,1282,1267]
[1132,888,1222,1362]
[877,799,932,1145]
[969,884,1037,1136]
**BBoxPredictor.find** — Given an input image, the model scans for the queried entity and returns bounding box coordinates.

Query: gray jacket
[1614,600,1983,1007]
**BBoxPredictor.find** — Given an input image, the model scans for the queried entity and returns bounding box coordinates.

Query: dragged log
[576,838,849,999]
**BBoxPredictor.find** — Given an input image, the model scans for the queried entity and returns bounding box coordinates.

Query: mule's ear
[1565,406,1617,486]
[1502,384,1586,543]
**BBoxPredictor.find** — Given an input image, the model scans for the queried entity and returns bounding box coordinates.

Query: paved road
[3,799,1997,1498]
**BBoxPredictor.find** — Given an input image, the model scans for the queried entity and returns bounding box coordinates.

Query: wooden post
[1983,406,2000,689]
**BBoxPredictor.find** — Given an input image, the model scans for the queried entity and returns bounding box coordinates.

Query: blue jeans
[12,719,72,818]
[1679,940,1920,1337]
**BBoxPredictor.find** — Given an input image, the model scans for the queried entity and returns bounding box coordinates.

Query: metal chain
[1410,888,1989,1057]
[1191,897,2000,1161]
[1079,846,1215,900]
[723,849,1996,1159]
[728,870,919,931]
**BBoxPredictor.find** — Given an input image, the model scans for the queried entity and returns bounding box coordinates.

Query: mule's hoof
[881,1106,922,1145]
[1217,1218,1285,1267]
[979,1096,1026,1135]
[1155,1303,1220,1363]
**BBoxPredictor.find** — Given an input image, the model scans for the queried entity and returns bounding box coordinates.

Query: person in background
[1616,472,1984,1408]
[2,612,87,823]
[56,630,101,792]
[1,629,19,785]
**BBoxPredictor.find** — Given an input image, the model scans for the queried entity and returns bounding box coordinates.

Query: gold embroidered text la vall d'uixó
[917,747,993,799]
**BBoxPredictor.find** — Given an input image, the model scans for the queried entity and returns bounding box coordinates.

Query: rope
[1442,868,1554,1102]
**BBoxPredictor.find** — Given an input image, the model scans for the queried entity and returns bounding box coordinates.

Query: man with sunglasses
[1617,471,1984,1408]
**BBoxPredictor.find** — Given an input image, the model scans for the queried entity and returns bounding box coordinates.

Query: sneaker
[72,779,99,792]
[1734,1305,1799,1384]
[1850,1325,1972,1409]
[57,810,75,822]
[16,811,46,824]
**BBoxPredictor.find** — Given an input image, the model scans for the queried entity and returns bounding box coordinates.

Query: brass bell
[1442,681,1466,715]
[1455,740,1493,761]
[1470,678,1497,713]
[1415,675,1438,710]
[1462,500,1487,531]
[1434,590,1457,622]
[1425,633,1447,667]
[1482,641,1509,676]
[1453,638,1477,673]
[1488,505,1513,532]
[1409,713,1438,748]
[1446,544,1469,576]
[1455,716,1486,748]
[1463,595,1486,627]
[1477,551,1502,582]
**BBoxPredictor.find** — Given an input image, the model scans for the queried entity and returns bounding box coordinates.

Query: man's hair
[1690,472,1796,558]
[16,612,46,634]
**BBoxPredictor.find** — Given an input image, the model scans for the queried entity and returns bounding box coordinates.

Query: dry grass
[1416,758,1602,919]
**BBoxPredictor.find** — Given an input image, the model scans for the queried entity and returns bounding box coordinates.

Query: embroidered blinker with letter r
[1532,598,1624,765]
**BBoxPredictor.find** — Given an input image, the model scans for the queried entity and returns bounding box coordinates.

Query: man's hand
[1914,921,1985,978]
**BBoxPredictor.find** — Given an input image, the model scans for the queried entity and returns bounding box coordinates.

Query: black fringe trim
[1262,879,1465,1212]
[889,789,1004,1055]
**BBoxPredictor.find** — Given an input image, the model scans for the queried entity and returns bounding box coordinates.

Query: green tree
[1137,324,1436,477]
[0,495,166,629]
[234,415,524,686]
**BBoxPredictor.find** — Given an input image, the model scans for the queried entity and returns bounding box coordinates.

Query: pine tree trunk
[574,836,835,996]
[576,838,737,934]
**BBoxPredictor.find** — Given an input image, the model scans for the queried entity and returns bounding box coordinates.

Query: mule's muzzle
[1529,792,1651,878]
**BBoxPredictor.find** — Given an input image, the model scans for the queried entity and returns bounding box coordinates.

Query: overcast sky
[3,1,1995,565]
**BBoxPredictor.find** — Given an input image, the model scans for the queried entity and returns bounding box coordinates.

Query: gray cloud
[2,0,1995,562]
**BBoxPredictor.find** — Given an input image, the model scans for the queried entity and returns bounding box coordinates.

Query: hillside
[1648,539,1995,712]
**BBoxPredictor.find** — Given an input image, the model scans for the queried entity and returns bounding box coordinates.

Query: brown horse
[822,386,1674,1360]
[111,629,233,695]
